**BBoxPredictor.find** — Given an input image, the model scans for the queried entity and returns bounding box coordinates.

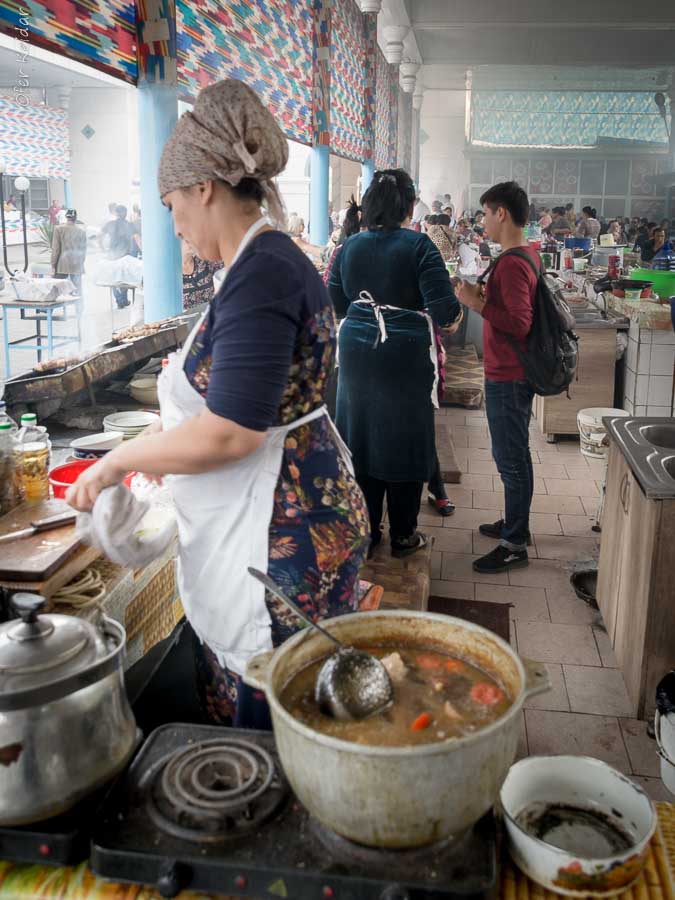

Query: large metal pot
[245,609,551,849]
[0,593,138,825]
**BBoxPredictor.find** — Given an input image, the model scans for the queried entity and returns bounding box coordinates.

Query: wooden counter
[533,324,621,440]
[597,441,675,719]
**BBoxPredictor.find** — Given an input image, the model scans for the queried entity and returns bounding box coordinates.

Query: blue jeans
[485,379,535,551]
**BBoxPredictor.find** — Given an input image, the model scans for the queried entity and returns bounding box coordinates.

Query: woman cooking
[66,79,370,728]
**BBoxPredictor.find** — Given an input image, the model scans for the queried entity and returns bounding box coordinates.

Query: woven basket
[124,559,182,654]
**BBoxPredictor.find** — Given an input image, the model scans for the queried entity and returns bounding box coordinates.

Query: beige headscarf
[158,79,289,227]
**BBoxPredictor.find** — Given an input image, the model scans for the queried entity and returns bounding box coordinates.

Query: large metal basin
[663,457,675,480]
[245,610,550,848]
[640,425,675,451]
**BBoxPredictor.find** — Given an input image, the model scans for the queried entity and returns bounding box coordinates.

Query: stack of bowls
[103,411,160,440]
[70,432,123,460]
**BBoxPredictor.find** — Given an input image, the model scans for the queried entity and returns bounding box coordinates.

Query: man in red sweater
[457,182,537,573]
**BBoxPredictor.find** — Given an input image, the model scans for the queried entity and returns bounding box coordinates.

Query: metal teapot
[0,593,138,825]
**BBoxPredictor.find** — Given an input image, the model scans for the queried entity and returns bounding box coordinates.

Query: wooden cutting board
[0,499,82,581]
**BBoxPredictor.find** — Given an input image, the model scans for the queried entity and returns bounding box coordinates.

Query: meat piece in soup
[279,646,512,746]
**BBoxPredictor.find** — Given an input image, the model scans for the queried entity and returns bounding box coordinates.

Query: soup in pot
[279,646,512,746]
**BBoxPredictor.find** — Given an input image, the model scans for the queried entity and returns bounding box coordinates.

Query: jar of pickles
[19,441,50,502]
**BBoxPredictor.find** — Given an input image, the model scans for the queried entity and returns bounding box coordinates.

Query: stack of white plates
[103,411,160,439]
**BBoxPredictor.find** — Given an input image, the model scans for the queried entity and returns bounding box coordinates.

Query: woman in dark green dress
[328,169,462,558]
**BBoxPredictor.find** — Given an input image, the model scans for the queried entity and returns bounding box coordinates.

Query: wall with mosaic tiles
[0,0,137,82]
[467,154,671,220]
[472,91,671,148]
[176,0,313,144]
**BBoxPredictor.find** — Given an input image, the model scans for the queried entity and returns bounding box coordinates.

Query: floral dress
[183,257,370,728]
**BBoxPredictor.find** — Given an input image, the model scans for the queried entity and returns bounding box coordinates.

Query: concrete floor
[428,405,671,803]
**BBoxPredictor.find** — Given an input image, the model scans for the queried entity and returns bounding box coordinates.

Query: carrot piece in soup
[411,712,432,731]
[470,683,504,706]
[445,659,465,673]
[415,654,442,670]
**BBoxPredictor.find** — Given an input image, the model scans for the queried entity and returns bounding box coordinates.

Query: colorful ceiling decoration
[374,47,397,170]
[0,0,137,82]
[177,0,313,145]
[472,91,671,148]
[329,0,365,162]
[0,93,69,178]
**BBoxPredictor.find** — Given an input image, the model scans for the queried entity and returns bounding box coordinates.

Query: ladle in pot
[247,568,393,721]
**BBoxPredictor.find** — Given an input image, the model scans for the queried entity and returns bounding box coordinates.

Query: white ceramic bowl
[70,432,123,453]
[500,756,656,896]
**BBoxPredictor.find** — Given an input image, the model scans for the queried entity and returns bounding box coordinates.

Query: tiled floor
[427,406,672,802]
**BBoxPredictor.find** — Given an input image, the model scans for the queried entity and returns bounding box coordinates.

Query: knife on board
[0,512,77,544]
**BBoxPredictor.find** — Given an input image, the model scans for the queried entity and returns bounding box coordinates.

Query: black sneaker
[473,545,528,574]
[391,531,428,559]
[478,518,532,547]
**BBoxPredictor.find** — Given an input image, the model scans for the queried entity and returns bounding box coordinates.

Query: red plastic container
[49,459,135,499]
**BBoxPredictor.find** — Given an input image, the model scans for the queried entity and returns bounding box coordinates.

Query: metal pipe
[18,191,28,273]
[0,175,14,276]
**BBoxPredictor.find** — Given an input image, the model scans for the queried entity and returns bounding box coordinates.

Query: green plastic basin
[631,268,675,299]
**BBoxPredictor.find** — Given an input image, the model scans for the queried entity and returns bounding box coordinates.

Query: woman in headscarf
[329,169,462,558]
[67,79,369,728]
[181,238,224,310]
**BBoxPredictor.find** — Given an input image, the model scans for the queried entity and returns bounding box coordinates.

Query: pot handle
[243,649,275,691]
[521,657,552,700]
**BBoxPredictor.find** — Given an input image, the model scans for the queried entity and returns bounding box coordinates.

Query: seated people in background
[565,203,577,229]
[641,227,672,264]
[538,208,552,230]
[576,206,601,239]
[633,225,650,255]
[550,207,571,238]
[426,213,456,261]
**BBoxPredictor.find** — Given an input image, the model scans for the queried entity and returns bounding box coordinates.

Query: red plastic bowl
[49,459,135,499]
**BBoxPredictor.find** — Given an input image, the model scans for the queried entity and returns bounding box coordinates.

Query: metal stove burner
[144,738,287,843]
[309,816,477,883]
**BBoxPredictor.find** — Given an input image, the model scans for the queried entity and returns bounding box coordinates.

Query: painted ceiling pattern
[472,91,671,148]
[177,0,313,144]
[374,47,397,170]
[329,0,366,161]
[0,93,69,178]
[0,0,137,81]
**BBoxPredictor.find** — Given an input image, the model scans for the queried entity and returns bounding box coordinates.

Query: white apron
[354,291,440,409]
[158,218,351,675]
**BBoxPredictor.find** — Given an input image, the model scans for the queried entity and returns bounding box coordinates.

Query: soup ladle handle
[247,567,343,648]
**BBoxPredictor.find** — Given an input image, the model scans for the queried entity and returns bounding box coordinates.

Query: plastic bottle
[0,401,17,431]
[0,422,24,514]
[18,413,51,502]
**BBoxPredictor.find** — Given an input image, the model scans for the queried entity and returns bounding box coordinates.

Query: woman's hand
[65,454,127,512]
[443,308,464,335]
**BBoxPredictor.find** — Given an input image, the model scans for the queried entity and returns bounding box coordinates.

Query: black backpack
[480,249,579,397]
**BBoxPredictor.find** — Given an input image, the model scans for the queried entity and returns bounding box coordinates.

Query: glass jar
[20,441,50,502]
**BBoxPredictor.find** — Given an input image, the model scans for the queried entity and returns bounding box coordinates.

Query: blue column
[309,144,330,246]
[138,81,182,322]
[63,180,72,208]
[361,160,375,197]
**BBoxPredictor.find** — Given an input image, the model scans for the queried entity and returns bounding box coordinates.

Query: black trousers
[357,474,423,544]
[427,450,447,500]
